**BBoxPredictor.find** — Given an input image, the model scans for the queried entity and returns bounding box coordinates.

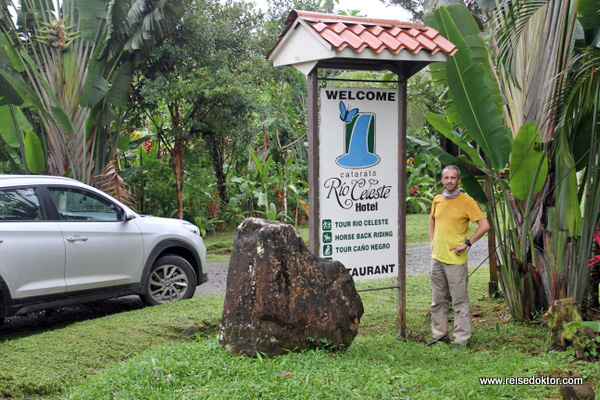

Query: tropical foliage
[0,0,188,183]
[127,0,267,219]
[424,0,600,320]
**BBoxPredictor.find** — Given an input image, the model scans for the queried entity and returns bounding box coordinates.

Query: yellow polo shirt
[431,192,485,265]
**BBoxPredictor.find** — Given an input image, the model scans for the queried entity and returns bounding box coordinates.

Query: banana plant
[424,3,557,320]
[249,146,276,213]
[245,146,301,223]
[424,0,600,320]
[0,0,188,183]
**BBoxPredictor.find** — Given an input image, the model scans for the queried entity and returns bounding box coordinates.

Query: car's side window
[0,187,46,221]
[48,187,121,221]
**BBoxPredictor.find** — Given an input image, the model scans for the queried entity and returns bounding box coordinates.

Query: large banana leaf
[0,31,24,73]
[576,0,600,30]
[80,32,109,108]
[0,67,44,110]
[509,124,548,200]
[0,104,30,148]
[0,32,26,106]
[425,111,487,169]
[433,5,513,170]
[24,131,44,173]
[106,62,133,107]
[124,0,188,51]
[0,104,43,172]
[427,5,504,117]
[77,0,109,41]
[554,138,583,237]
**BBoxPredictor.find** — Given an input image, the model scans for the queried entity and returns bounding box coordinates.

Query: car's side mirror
[116,206,135,222]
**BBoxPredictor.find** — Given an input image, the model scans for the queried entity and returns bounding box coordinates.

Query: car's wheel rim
[148,264,189,303]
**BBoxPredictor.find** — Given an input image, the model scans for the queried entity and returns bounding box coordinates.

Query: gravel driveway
[194,240,490,297]
[0,242,489,332]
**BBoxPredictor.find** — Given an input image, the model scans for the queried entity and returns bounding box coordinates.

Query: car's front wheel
[141,255,197,306]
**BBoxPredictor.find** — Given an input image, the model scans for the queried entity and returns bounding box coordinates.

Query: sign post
[268,10,456,338]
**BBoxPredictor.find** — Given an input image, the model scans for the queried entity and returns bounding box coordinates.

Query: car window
[48,187,121,221]
[0,187,46,221]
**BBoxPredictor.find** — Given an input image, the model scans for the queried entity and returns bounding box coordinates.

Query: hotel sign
[319,88,399,280]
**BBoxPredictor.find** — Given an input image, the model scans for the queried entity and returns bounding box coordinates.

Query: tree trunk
[587,264,600,309]
[203,133,228,204]
[172,138,185,220]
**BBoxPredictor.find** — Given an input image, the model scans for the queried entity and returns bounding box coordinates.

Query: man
[429,165,490,348]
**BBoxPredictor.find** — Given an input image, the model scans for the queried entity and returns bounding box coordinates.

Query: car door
[0,187,66,298]
[47,186,145,292]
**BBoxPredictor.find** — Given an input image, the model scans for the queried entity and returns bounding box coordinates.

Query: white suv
[0,175,207,322]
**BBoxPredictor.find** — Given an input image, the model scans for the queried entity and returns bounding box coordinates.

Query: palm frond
[494,0,550,78]
[489,0,577,140]
[124,0,188,52]
[557,47,600,169]
[94,160,137,209]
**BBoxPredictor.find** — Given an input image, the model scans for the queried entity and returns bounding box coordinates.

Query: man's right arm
[429,214,435,252]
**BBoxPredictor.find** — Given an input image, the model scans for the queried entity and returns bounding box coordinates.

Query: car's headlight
[182,222,200,236]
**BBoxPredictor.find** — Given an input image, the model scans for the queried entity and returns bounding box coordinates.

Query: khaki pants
[430,259,471,344]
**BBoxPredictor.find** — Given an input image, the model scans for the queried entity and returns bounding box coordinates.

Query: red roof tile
[368,25,384,36]
[359,29,383,51]
[312,21,328,32]
[397,31,420,51]
[350,24,366,35]
[320,28,345,48]
[274,10,457,57]
[330,22,347,34]
[412,33,437,51]
[379,31,402,52]
[339,29,364,49]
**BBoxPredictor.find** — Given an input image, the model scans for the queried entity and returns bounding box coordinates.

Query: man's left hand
[450,244,469,255]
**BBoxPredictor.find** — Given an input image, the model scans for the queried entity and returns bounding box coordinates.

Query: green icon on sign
[323,244,332,257]
[323,232,332,243]
[322,219,332,231]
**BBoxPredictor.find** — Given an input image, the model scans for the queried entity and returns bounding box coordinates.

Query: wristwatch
[465,239,472,247]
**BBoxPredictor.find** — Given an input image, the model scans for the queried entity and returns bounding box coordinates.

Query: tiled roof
[270,10,457,58]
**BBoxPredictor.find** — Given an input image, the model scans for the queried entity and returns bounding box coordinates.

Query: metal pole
[307,69,320,255]
[397,68,408,338]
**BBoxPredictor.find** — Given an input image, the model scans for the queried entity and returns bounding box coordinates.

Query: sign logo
[335,101,380,169]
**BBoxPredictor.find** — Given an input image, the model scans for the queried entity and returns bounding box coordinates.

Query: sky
[252,0,412,21]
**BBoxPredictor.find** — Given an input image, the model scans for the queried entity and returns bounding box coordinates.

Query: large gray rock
[219,218,364,356]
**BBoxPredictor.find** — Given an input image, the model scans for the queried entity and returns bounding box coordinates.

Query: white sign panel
[319,88,399,280]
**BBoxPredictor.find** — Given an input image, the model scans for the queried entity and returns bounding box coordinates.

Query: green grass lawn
[0,269,598,399]
[0,215,596,399]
